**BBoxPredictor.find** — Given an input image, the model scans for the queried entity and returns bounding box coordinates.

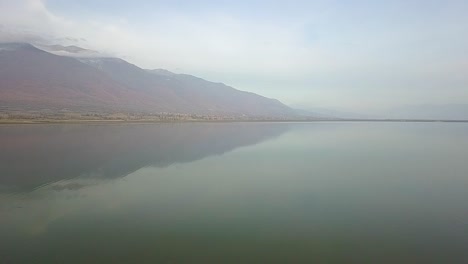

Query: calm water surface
[1,122,467,263]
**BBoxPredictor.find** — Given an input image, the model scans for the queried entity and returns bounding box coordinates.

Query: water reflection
[2,122,468,263]
[0,123,290,192]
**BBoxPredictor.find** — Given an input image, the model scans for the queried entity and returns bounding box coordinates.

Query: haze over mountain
[381,104,468,120]
[0,1,467,119]
[37,44,102,57]
[0,42,296,117]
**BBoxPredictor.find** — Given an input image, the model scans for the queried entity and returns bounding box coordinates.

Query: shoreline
[1,118,467,125]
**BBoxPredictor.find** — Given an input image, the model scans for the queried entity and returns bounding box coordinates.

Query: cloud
[0,0,320,74]
[0,0,467,112]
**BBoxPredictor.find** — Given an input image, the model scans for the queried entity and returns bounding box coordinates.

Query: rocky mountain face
[0,42,297,118]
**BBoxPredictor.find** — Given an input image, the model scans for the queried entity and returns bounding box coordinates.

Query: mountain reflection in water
[0,123,290,192]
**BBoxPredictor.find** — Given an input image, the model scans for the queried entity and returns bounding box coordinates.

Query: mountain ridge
[0,42,299,118]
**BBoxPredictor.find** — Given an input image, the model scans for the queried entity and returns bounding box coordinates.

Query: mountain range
[0,43,297,118]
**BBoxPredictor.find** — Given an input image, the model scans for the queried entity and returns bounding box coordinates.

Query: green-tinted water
[1,122,467,263]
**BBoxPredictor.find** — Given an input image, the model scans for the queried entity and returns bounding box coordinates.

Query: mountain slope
[79,58,296,116]
[0,42,296,117]
[146,69,295,116]
[0,43,152,112]
[78,58,189,113]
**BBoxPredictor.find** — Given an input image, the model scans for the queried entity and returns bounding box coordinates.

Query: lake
[1,122,467,263]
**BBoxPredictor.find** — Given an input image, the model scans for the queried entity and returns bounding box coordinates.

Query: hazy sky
[0,0,467,113]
